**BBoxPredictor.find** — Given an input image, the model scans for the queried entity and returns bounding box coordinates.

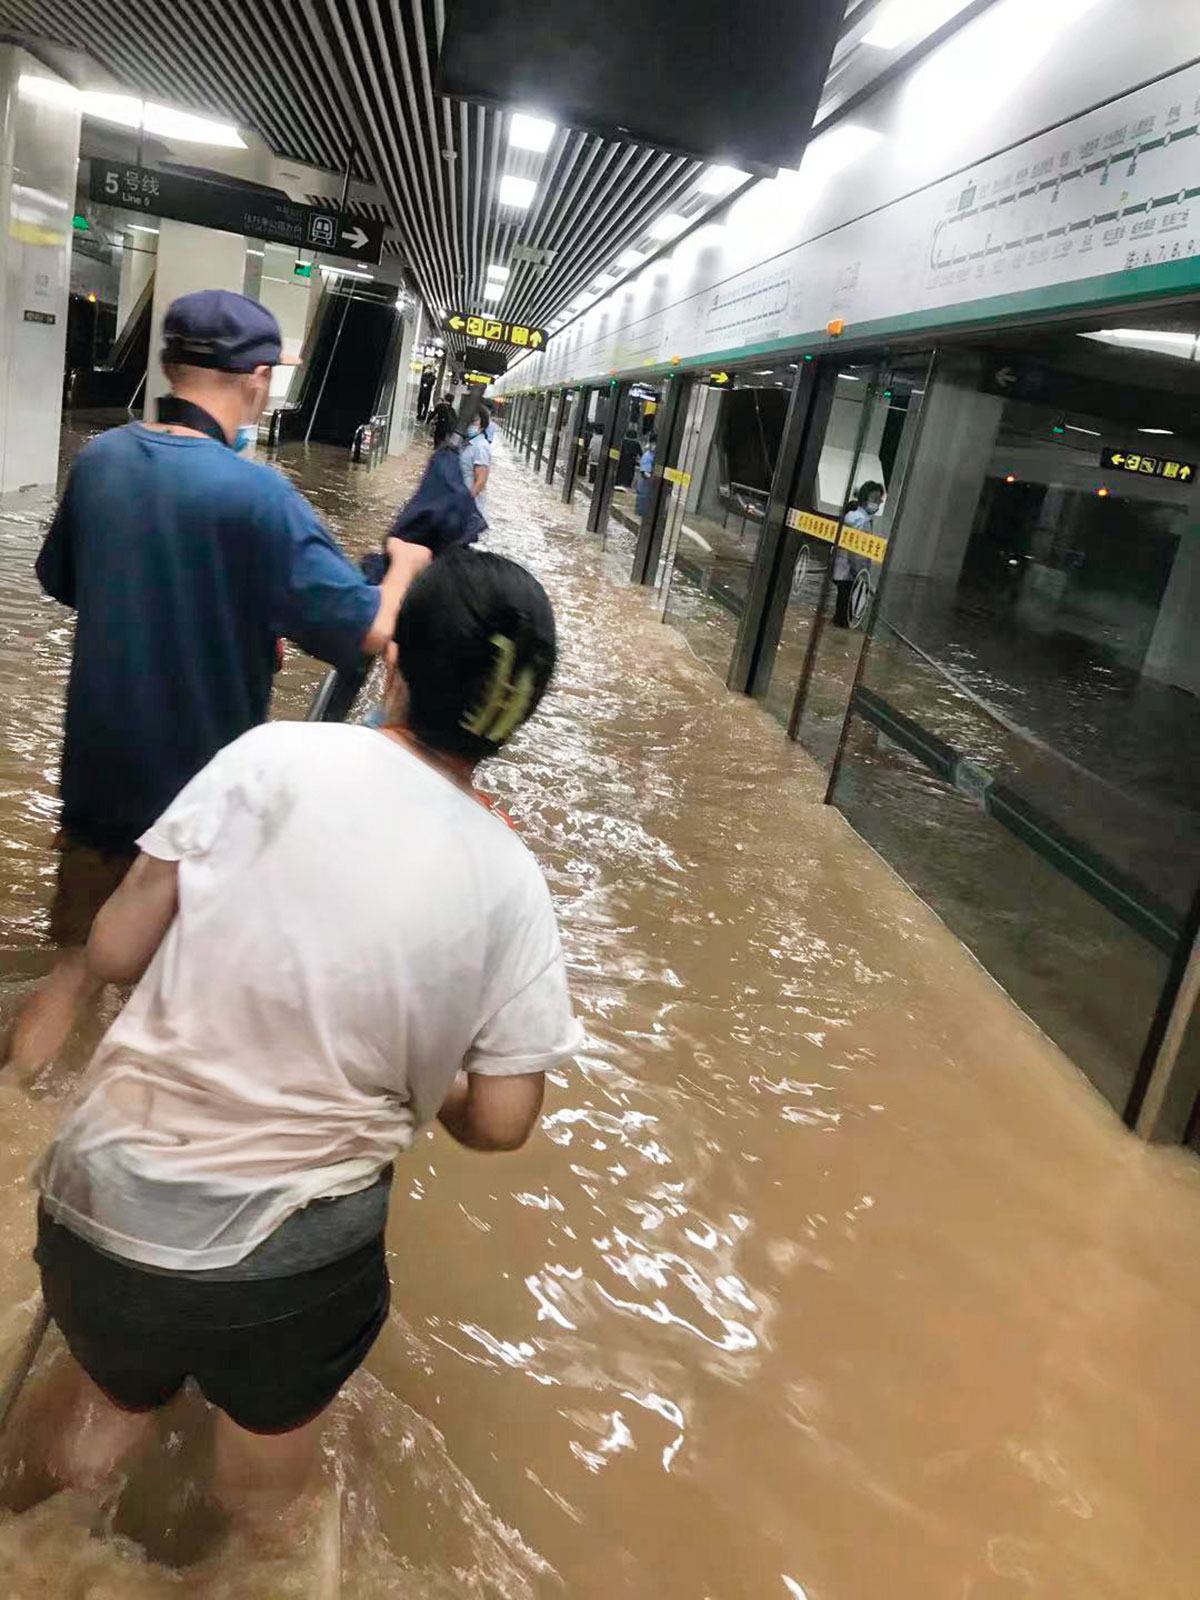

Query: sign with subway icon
[444,311,547,349]
[1100,446,1195,483]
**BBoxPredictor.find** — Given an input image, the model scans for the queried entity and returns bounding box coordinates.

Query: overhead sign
[444,310,547,350]
[88,161,385,264]
[293,260,314,279]
[461,371,494,386]
[1101,446,1195,483]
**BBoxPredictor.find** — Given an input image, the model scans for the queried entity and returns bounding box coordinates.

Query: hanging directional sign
[89,161,385,265]
[1101,446,1195,483]
[708,371,730,386]
[443,310,548,350]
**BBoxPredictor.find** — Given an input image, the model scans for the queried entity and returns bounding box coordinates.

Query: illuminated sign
[71,213,89,231]
[461,371,493,386]
[293,261,314,279]
[1101,446,1195,483]
[444,311,547,349]
[88,161,384,263]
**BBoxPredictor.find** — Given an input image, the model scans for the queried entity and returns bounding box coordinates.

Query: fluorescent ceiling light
[246,247,264,257]
[838,372,862,381]
[141,102,245,146]
[17,74,79,110]
[594,273,618,290]
[864,0,966,50]
[128,223,159,234]
[697,164,749,196]
[616,249,646,271]
[1065,424,1099,435]
[1080,328,1200,361]
[508,113,556,153]
[1139,427,1174,435]
[648,211,687,241]
[320,265,373,280]
[803,123,882,181]
[483,283,503,302]
[498,174,537,209]
[21,77,242,149]
[486,263,509,281]
[755,369,773,375]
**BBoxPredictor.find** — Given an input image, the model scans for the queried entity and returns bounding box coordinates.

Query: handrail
[127,369,147,416]
[351,411,391,467]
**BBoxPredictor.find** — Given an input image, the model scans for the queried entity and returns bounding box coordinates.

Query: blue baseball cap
[161,289,289,372]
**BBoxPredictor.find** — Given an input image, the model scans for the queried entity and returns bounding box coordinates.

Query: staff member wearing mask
[459,402,493,526]
[5,290,420,1078]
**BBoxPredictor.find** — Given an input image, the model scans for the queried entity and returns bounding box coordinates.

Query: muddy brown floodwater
[0,424,1199,1597]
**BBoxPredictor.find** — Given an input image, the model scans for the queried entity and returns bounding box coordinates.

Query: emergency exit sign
[294,261,314,279]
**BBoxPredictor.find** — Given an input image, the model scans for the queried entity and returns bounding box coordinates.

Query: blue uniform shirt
[37,423,378,851]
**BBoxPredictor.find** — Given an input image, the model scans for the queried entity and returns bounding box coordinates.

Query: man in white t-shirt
[11,549,580,1533]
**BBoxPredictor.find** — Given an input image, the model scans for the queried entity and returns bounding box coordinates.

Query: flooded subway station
[0,431,1199,1595]
[1,0,1200,1593]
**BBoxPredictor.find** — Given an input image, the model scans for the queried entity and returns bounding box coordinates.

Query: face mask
[233,423,258,454]
[466,424,480,439]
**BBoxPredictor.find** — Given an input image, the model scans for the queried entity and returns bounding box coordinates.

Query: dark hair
[476,402,492,428]
[394,549,557,761]
[855,480,885,504]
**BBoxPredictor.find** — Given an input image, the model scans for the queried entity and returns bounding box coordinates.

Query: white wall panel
[499,0,1200,392]
[0,50,80,494]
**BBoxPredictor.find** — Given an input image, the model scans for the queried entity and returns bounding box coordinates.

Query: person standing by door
[832,480,884,628]
[3,290,419,1079]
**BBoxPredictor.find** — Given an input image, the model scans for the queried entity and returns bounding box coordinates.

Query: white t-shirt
[39,722,581,1271]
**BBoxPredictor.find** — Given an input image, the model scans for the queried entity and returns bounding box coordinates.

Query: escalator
[65,275,153,413]
[274,281,402,449]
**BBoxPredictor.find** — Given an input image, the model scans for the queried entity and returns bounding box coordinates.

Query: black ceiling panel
[437,0,845,173]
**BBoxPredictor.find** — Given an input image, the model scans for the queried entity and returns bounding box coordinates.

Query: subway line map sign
[1100,445,1195,482]
[444,310,547,349]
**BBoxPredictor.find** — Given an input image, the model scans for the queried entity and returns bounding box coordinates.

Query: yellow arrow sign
[710,371,730,385]
[447,314,465,331]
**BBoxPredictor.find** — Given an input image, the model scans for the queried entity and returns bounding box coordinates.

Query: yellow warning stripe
[786,507,887,564]
[663,466,692,487]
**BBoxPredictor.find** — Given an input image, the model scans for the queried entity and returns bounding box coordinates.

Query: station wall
[495,0,1200,391]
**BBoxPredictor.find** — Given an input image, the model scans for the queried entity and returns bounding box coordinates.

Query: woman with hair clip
[5,550,581,1551]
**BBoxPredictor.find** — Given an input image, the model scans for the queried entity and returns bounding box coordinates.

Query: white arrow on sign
[342,225,369,251]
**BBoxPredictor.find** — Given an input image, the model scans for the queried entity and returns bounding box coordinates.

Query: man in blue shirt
[5,290,419,1076]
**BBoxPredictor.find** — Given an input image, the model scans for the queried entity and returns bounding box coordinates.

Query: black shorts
[35,1208,390,1434]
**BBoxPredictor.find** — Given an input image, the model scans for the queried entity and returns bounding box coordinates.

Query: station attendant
[16,550,581,1537]
[833,480,884,628]
[459,401,493,524]
[4,290,422,1079]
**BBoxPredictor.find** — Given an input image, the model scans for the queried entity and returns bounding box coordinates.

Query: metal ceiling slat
[299,0,449,308]
[527,155,702,327]
[365,0,436,226]
[7,0,811,362]
[499,124,576,317]
[406,0,456,294]
[216,7,332,173]
[334,0,451,306]
[249,12,350,168]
